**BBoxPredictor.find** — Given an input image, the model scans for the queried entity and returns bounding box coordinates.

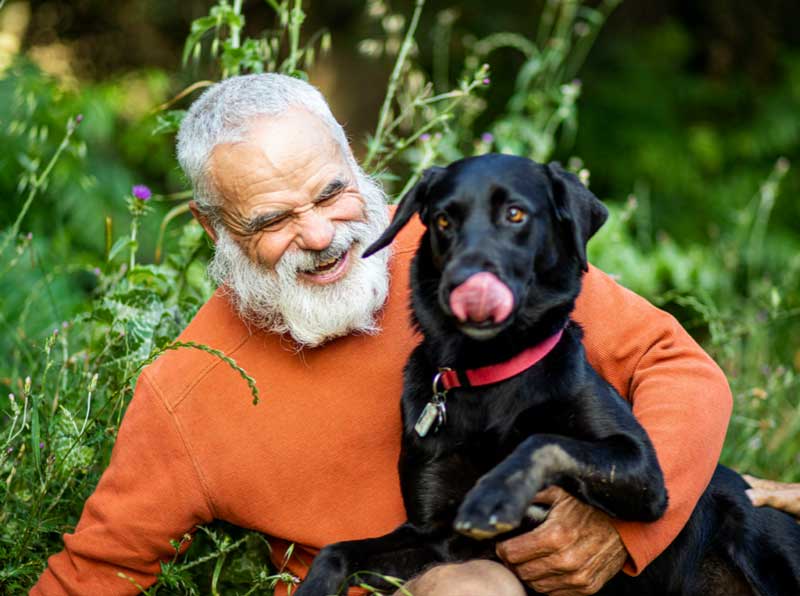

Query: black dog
[295,154,800,596]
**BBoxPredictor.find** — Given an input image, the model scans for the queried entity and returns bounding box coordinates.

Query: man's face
[202,109,391,347]
[209,109,367,277]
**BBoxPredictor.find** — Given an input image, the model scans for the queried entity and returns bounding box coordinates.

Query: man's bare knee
[396,560,525,596]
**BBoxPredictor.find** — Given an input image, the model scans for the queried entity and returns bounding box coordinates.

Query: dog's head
[364,154,607,341]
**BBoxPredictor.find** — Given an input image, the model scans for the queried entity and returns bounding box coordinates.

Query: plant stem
[151,80,214,114]
[231,0,243,48]
[286,0,305,73]
[129,215,139,271]
[364,0,426,171]
[0,118,77,260]
[225,0,244,77]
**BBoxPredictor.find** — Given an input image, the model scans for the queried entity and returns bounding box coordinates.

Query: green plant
[2,0,799,593]
[589,157,800,481]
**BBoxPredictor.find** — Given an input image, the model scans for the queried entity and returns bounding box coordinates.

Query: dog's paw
[453,473,535,540]
[294,545,351,596]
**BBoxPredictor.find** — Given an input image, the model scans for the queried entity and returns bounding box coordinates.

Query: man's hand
[496,486,628,596]
[744,474,800,518]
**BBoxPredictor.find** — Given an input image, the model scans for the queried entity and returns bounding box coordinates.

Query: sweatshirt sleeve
[573,265,732,575]
[30,371,215,595]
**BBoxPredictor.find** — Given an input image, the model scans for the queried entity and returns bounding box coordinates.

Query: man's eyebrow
[315,177,348,201]
[241,210,292,235]
[236,177,351,235]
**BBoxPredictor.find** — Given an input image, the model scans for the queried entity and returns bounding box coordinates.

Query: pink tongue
[449,272,514,324]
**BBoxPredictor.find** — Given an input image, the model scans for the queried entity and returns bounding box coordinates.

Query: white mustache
[278,219,368,274]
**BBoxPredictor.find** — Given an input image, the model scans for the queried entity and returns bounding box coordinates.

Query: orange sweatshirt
[31,218,732,595]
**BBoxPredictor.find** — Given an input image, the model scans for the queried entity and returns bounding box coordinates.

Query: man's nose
[294,209,335,251]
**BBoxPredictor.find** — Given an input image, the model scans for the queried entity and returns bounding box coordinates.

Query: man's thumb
[532,485,568,507]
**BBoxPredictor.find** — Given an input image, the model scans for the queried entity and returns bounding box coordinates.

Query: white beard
[207,172,391,348]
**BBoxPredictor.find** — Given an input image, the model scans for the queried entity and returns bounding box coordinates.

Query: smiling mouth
[305,251,346,274]
[299,247,353,284]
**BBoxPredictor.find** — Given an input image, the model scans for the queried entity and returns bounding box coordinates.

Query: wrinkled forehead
[244,109,346,165]
[208,109,353,209]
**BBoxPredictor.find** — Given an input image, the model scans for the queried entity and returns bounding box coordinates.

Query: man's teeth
[305,252,344,273]
[317,256,339,268]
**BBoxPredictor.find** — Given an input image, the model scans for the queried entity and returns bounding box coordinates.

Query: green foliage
[466,0,621,161]
[1,0,799,593]
[589,157,800,480]
[576,21,800,479]
[0,179,219,580]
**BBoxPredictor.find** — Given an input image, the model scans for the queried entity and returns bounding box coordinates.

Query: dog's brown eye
[507,207,527,223]
[436,214,450,231]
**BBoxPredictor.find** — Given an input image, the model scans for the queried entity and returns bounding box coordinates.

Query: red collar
[438,329,564,390]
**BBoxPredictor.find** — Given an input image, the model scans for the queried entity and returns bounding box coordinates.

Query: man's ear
[189,200,218,244]
[362,166,446,258]
[545,162,608,271]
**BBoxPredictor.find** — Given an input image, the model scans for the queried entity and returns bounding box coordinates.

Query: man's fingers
[746,488,766,507]
[513,549,583,582]
[743,474,780,490]
[747,488,800,516]
[499,487,626,595]
[496,525,560,564]
[532,485,568,506]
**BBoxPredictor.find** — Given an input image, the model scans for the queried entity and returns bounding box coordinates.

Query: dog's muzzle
[449,272,514,325]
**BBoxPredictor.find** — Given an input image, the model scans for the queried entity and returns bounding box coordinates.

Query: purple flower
[75,114,84,124]
[482,78,491,85]
[6,447,13,454]
[92,267,101,276]
[26,232,33,240]
[39,442,45,449]
[419,133,431,142]
[481,132,494,144]
[132,185,152,201]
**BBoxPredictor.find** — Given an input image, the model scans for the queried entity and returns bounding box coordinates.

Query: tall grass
[1,0,797,593]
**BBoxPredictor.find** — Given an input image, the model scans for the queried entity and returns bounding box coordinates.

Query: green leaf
[107,236,136,263]
[211,551,226,595]
[152,110,187,136]
[109,287,160,309]
[30,392,41,476]
[182,16,219,65]
[90,304,116,324]
[127,265,174,294]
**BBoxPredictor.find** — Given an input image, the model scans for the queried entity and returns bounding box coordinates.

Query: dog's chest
[410,374,566,462]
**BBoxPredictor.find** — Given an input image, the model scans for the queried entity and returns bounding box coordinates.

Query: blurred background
[1,0,799,592]
[3,0,799,245]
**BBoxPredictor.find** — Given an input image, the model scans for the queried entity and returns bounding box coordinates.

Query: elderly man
[32,73,738,596]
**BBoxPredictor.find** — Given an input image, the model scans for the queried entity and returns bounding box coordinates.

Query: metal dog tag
[414,402,440,437]
[414,393,447,438]
[415,371,450,438]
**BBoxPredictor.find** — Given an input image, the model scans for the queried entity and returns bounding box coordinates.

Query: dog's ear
[545,162,608,271]
[363,166,446,258]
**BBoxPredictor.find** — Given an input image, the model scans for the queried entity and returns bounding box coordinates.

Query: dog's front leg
[295,522,450,596]
[294,542,356,596]
[454,433,667,539]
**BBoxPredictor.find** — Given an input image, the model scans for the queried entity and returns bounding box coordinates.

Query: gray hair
[176,73,352,218]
